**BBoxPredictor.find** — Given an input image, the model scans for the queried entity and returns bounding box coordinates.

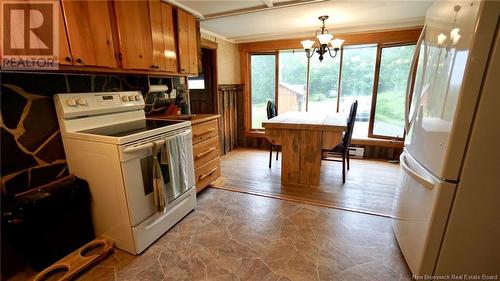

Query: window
[245,34,418,140]
[372,45,416,138]
[250,54,276,129]
[340,44,377,138]
[308,51,340,113]
[187,75,205,89]
[278,50,307,113]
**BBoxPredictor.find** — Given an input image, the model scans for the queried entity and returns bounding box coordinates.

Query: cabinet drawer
[193,137,220,169]
[195,157,221,193]
[192,120,218,145]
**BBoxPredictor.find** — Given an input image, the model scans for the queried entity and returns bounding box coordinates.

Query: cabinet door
[176,9,190,74]
[148,0,166,71]
[114,0,154,70]
[160,3,178,73]
[61,0,116,67]
[58,4,72,65]
[187,13,198,75]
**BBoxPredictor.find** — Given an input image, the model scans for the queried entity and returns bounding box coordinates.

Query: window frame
[368,42,418,140]
[248,52,279,132]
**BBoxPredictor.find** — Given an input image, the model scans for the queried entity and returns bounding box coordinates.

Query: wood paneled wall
[218,84,243,154]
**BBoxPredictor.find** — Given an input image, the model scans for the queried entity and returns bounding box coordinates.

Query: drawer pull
[193,128,215,138]
[195,147,216,159]
[199,167,218,181]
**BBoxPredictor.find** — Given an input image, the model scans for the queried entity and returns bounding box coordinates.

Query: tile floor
[74,188,411,281]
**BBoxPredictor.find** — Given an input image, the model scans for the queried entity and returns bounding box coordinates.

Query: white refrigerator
[393,0,500,278]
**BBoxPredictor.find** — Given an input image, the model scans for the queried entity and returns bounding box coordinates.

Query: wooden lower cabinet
[191,116,221,193]
[193,136,220,169]
[195,157,221,193]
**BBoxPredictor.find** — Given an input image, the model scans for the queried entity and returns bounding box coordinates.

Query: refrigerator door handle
[405,25,426,133]
[400,153,434,190]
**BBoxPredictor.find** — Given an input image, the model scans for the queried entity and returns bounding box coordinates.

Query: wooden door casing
[61,0,116,67]
[114,0,154,70]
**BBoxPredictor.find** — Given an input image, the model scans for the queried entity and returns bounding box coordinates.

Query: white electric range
[54,91,196,254]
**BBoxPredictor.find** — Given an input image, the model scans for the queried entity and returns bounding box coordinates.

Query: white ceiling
[176,0,433,43]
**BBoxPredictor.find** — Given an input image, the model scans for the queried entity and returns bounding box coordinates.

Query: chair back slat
[266,100,277,119]
[342,101,358,148]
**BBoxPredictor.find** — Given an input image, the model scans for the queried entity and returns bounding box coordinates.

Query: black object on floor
[12,175,95,271]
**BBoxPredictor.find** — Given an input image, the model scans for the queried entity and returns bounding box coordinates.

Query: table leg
[280,129,322,186]
[280,129,301,185]
[299,130,322,186]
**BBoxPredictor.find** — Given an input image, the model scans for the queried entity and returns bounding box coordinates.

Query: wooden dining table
[262,111,347,186]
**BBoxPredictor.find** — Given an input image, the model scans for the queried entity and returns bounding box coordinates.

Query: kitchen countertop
[147,113,220,125]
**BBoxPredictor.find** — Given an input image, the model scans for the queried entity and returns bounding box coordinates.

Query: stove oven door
[119,131,194,227]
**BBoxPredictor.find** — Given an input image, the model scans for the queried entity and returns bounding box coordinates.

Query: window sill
[244,130,267,138]
[245,130,404,147]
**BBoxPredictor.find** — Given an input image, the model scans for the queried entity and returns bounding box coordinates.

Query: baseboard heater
[349,147,364,158]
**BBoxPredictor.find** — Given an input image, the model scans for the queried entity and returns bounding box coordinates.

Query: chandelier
[301,16,344,62]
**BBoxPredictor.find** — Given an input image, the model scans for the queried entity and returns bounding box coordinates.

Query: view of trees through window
[340,44,377,137]
[308,51,340,113]
[373,45,416,138]
[249,43,416,139]
[251,54,276,129]
[278,50,307,114]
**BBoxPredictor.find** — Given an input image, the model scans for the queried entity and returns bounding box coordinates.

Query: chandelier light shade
[437,5,462,50]
[300,40,315,50]
[301,15,344,61]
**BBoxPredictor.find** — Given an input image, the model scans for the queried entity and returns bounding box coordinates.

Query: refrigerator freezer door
[404,1,491,180]
[392,151,456,277]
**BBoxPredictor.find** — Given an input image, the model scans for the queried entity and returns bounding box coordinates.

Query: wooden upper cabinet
[58,5,72,65]
[160,3,178,73]
[114,0,154,70]
[147,0,178,73]
[176,9,190,74]
[148,0,167,71]
[61,0,116,68]
[176,9,198,75]
[187,14,198,74]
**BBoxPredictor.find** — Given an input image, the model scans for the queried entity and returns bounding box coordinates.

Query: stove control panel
[55,91,145,119]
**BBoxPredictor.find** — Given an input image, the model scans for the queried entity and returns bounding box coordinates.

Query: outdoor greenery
[250,44,415,137]
[373,45,415,137]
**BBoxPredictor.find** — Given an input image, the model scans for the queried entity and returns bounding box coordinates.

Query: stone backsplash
[1,72,179,196]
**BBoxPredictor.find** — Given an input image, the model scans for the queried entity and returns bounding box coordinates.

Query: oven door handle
[123,140,166,154]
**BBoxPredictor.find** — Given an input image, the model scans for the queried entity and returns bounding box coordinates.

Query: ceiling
[174,0,433,43]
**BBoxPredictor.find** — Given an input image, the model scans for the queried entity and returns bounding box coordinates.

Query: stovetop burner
[78,119,183,137]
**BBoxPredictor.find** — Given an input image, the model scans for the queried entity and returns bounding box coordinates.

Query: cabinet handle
[193,128,215,138]
[76,58,82,64]
[64,57,71,62]
[199,167,218,181]
[195,147,216,159]
[151,64,156,69]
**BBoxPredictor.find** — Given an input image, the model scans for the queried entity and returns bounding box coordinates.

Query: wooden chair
[322,101,358,183]
[266,100,279,168]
